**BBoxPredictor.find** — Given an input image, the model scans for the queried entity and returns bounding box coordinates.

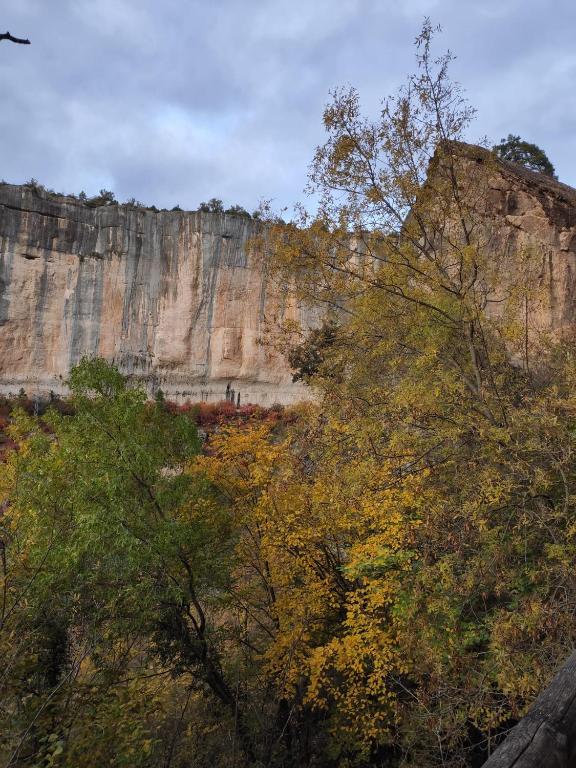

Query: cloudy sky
[1,0,575,213]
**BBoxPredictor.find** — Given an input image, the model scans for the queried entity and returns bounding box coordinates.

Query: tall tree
[245,18,576,766]
[0,359,255,766]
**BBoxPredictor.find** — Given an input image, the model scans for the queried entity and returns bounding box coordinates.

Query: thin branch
[0,32,30,45]
[164,685,194,768]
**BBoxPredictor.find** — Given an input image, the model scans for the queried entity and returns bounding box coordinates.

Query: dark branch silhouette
[0,31,30,45]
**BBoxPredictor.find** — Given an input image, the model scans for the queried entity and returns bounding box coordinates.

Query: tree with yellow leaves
[200,18,576,767]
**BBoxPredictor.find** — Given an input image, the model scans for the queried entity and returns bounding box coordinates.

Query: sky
[1,0,575,214]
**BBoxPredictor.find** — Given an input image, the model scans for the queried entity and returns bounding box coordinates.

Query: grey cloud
[1,0,575,214]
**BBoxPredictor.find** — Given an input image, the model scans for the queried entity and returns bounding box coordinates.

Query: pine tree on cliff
[493,134,556,178]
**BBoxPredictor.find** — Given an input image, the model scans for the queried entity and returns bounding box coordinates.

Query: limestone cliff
[0,184,312,404]
[448,144,576,327]
[2,148,576,404]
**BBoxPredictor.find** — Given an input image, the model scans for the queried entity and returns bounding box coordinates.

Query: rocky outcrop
[450,144,576,327]
[1,148,575,404]
[0,184,314,404]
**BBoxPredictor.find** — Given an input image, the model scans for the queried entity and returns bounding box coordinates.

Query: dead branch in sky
[0,32,30,45]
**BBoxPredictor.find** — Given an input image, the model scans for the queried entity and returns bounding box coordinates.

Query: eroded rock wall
[2,150,576,404]
[453,145,576,328]
[0,184,313,404]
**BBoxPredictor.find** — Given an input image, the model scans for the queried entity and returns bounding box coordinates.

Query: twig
[0,32,31,45]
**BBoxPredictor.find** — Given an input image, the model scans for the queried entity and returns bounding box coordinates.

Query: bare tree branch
[0,32,30,45]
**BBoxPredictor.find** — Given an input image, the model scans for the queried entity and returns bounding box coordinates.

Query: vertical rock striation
[447,144,576,328]
[0,184,312,403]
[1,148,575,403]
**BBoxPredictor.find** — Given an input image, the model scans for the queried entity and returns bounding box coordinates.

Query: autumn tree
[0,359,255,766]
[287,317,340,381]
[226,18,576,766]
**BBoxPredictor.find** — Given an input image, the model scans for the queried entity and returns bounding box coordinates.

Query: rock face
[0,184,313,404]
[1,149,575,403]
[450,144,576,327]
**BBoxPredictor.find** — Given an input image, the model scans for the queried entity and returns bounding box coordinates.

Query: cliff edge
[2,147,576,403]
[0,184,312,404]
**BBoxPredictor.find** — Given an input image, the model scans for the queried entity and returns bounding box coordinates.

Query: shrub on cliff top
[493,134,557,177]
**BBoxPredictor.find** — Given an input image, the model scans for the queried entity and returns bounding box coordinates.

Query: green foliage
[84,188,118,207]
[68,355,126,396]
[0,359,246,766]
[124,196,147,208]
[198,199,253,217]
[288,319,340,381]
[493,134,556,177]
[225,204,251,217]
[199,198,224,213]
